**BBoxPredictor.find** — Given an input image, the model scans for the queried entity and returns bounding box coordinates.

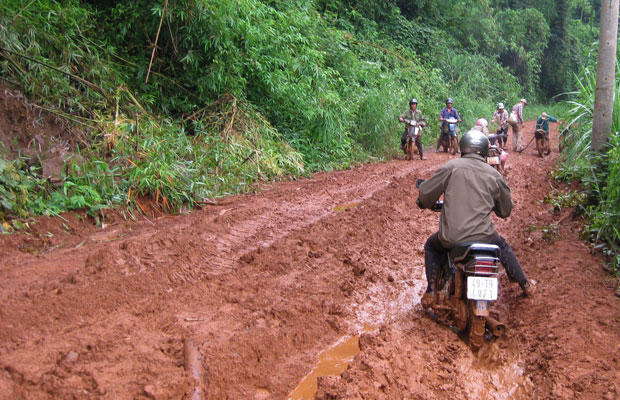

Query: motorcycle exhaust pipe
[485,316,506,337]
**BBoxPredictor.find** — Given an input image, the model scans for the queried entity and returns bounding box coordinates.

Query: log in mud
[0,121,619,399]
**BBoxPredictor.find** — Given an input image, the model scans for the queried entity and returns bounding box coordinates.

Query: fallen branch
[183,338,205,400]
[145,0,169,84]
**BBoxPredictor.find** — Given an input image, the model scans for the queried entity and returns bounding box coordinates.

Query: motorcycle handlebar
[402,118,425,127]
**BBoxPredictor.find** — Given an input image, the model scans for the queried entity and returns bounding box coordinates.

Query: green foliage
[555,57,620,277]
[0,0,601,226]
[544,188,587,212]
[0,157,46,221]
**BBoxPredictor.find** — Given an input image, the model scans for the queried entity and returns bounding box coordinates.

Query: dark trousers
[424,231,527,292]
[493,126,508,146]
[401,130,423,158]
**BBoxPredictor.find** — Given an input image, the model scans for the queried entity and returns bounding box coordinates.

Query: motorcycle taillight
[474,265,497,274]
[464,258,499,275]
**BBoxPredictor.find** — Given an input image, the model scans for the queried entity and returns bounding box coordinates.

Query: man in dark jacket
[417,130,534,308]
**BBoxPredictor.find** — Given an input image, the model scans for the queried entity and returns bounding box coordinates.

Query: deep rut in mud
[0,122,619,399]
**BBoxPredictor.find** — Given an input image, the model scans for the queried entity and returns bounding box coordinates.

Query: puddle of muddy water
[288,277,426,399]
[288,326,376,400]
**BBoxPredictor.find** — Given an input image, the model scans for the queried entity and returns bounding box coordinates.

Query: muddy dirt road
[1,122,619,399]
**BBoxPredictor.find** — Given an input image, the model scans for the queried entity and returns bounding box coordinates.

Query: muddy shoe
[421,292,435,309]
[522,281,536,297]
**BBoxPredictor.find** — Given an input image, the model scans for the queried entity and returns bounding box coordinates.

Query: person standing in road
[508,98,527,151]
[399,98,426,158]
[436,97,462,152]
[491,103,509,149]
[535,112,558,142]
[535,112,559,155]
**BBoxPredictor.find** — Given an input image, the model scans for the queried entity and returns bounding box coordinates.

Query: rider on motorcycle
[417,130,534,308]
[436,97,462,152]
[399,98,426,156]
[471,118,490,136]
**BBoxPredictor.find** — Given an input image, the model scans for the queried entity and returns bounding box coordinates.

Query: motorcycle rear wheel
[469,315,486,351]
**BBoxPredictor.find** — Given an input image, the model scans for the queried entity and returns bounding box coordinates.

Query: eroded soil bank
[0,122,619,399]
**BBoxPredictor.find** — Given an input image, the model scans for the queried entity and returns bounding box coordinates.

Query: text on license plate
[487,156,500,165]
[467,276,498,300]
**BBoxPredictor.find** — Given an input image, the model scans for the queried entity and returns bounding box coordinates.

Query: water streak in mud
[288,326,376,400]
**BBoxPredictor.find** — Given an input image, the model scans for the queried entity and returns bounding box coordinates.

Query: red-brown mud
[1,119,619,399]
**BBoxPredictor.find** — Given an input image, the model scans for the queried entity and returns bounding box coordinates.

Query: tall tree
[591,0,619,151]
[540,0,573,98]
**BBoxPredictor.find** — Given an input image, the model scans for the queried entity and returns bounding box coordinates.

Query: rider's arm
[439,108,446,121]
[493,178,513,218]
[416,111,426,126]
[417,166,450,209]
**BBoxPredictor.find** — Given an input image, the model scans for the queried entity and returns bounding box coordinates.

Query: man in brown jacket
[416,130,534,307]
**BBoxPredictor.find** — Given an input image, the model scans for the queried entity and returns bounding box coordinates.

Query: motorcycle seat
[450,242,500,262]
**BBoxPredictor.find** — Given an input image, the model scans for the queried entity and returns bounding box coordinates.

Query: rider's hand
[399,117,404,122]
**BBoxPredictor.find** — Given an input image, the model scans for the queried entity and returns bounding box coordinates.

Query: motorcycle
[416,180,506,351]
[486,138,508,174]
[441,117,459,155]
[401,118,424,160]
[534,126,550,158]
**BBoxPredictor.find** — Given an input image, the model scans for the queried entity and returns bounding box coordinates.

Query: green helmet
[459,130,489,157]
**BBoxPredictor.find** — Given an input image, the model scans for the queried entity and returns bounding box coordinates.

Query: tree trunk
[592,0,619,152]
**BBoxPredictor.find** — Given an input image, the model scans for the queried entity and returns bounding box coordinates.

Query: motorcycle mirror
[416,179,425,188]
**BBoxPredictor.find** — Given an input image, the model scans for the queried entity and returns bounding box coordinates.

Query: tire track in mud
[0,158,439,399]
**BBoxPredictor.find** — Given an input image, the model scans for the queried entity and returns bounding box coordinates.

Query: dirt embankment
[0,118,618,399]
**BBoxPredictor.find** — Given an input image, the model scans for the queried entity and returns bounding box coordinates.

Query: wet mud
[0,121,619,399]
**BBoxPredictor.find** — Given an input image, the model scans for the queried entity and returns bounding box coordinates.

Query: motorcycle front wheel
[450,136,458,155]
[536,136,545,158]
[406,138,415,160]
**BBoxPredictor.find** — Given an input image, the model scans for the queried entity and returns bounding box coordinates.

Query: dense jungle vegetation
[0,0,618,273]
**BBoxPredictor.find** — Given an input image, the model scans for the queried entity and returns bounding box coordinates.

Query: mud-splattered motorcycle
[441,117,459,155]
[534,126,550,158]
[486,142,507,174]
[401,118,425,160]
[416,181,506,351]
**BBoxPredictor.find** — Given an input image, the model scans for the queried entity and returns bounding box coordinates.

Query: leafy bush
[555,60,620,276]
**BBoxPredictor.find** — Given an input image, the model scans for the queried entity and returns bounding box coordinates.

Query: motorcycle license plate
[467,276,498,300]
[487,156,500,165]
